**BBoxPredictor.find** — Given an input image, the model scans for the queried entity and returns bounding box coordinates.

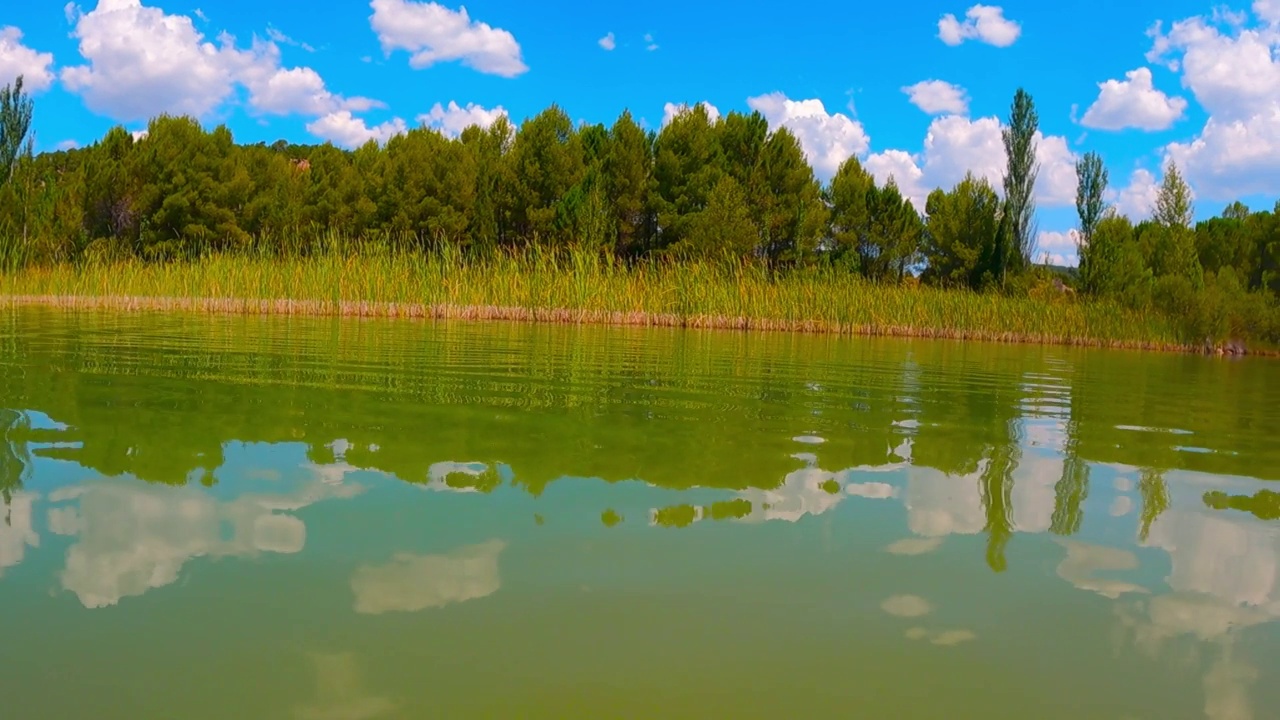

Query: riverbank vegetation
[1,77,1276,350]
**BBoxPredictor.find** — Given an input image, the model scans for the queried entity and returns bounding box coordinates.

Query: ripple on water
[792,435,826,445]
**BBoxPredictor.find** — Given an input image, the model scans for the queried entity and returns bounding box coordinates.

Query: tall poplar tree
[999,88,1039,282]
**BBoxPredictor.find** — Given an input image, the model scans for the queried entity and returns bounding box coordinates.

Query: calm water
[2,308,1278,719]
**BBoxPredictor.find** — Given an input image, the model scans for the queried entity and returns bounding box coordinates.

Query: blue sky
[2,1,1279,264]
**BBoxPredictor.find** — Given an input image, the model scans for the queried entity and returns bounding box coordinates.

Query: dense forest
[1,77,1278,344]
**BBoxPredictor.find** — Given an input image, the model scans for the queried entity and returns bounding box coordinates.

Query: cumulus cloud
[416,100,508,137]
[746,92,872,180]
[1035,230,1081,267]
[865,115,1076,211]
[1145,9,1280,199]
[1113,168,1160,220]
[306,111,407,147]
[369,0,527,77]
[244,61,382,117]
[61,0,264,120]
[1257,0,1280,24]
[645,33,658,51]
[902,80,970,115]
[1080,67,1188,131]
[61,0,377,125]
[661,100,720,127]
[598,32,615,51]
[0,26,55,92]
[937,5,1022,47]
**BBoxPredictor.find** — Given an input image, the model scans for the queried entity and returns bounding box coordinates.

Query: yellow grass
[0,248,1196,352]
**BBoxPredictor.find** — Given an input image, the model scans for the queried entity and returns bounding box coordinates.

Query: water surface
[2,308,1278,719]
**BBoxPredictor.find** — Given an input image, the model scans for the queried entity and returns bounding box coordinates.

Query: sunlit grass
[0,244,1188,350]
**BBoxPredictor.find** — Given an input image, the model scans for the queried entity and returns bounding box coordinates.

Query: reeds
[0,244,1194,352]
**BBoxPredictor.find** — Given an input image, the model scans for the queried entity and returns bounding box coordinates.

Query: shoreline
[4,293,1253,356]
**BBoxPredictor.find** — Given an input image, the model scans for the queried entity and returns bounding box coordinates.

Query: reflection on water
[351,539,506,615]
[0,309,1278,718]
[293,653,398,720]
[49,474,363,608]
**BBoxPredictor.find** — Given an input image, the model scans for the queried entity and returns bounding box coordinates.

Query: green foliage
[1000,88,1039,280]
[1078,212,1152,306]
[922,172,1001,289]
[1074,151,1108,246]
[0,75,34,184]
[0,87,1276,348]
[1154,161,1194,229]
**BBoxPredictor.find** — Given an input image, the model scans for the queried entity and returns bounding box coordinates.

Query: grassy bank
[0,247,1208,352]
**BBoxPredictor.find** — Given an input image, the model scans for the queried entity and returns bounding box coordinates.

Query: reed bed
[0,247,1193,351]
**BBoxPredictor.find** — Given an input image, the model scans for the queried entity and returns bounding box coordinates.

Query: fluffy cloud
[369,0,526,77]
[1035,230,1081,267]
[1146,9,1280,199]
[0,26,55,92]
[746,92,871,180]
[661,100,720,127]
[902,80,969,115]
[1113,168,1160,220]
[61,1,389,146]
[1164,109,1280,200]
[865,115,1076,210]
[1258,0,1280,24]
[864,149,927,202]
[937,5,1022,47]
[244,61,382,117]
[306,111,407,147]
[598,32,615,51]
[1080,67,1188,131]
[416,100,508,137]
[61,0,263,120]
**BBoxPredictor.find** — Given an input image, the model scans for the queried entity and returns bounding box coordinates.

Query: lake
[2,307,1278,719]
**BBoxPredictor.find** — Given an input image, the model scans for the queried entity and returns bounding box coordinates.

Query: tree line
[1,77,1277,342]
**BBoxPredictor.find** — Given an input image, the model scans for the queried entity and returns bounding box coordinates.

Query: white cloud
[307,111,407,147]
[266,26,315,53]
[902,80,969,115]
[1080,67,1188,131]
[865,149,928,205]
[416,100,508,137]
[0,26,56,93]
[865,115,1077,211]
[61,0,263,120]
[369,0,527,77]
[61,0,376,125]
[1255,0,1280,25]
[1145,9,1280,199]
[245,62,382,117]
[937,5,1022,47]
[598,32,615,51]
[746,92,871,180]
[1113,168,1160,220]
[1035,230,1081,267]
[645,33,658,51]
[1165,109,1280,199]
[661,100,720,127]
[56,139,79,150]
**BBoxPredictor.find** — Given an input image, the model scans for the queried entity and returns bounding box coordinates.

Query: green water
[2,308,1278,719]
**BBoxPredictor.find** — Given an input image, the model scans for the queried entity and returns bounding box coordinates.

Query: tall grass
[0,243,1190,350]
